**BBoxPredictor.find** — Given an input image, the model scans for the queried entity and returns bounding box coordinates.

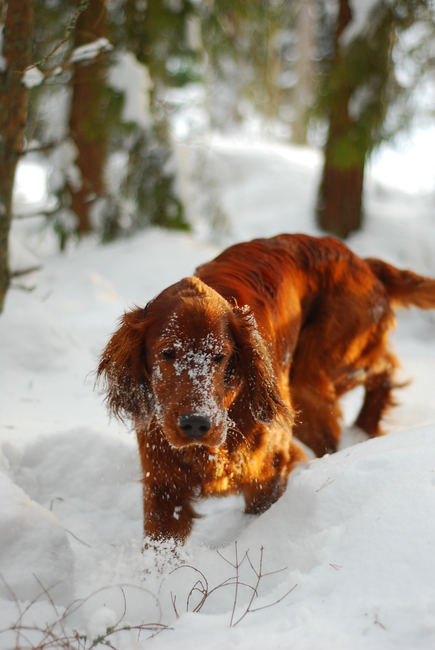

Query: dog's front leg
[142,479,197,543]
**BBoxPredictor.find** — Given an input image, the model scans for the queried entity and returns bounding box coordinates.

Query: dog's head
[97,277,285,448]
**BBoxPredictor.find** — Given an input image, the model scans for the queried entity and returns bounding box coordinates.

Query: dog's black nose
[178,414,212,438]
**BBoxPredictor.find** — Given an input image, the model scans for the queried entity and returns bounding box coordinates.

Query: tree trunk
[316,0,365,239]
[68,0,107,234]
[317,159,364,238]
[291,0,316,145]
[0,1,34,313]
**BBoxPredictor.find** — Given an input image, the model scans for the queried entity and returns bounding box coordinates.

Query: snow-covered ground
[1,136,435,649]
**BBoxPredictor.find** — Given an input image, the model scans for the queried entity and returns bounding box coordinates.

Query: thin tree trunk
[291,0,316,145]
[317,160,364,237]
[68,0,106,234]
[316,0,365,239]
[0,0,34,313]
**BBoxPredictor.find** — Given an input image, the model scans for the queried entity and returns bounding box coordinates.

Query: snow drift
[2,136,435,649]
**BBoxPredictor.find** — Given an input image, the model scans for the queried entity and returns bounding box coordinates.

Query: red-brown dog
[97,234,435,543]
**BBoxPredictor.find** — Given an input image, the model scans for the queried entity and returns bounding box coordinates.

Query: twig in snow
[169,542,296,627]
[316,477,335,492]
[0,576,169,650]
[49,496,64,512]
[65,529,92,548]
[374,613,386,630]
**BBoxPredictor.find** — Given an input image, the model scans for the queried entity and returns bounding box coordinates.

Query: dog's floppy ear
[229,306,287,424]
[96,306,152,421]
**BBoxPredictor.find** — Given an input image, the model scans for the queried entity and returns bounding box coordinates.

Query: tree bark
[68,0,107,234]
[316,0,365,239]
[0,0,34,313]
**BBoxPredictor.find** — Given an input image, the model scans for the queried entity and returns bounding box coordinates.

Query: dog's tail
[366,258,435,310]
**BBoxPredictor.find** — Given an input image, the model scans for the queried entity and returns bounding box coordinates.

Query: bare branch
[316,477,335,492]
[171,592,180,619]
[232,547,262,626]
[16,139,68,156]
[10,266,42,279]
[0,581,169,650]
[65,529,92,548]
[229,541,239,627]
[25,0,90,73]
[247,583,298,615]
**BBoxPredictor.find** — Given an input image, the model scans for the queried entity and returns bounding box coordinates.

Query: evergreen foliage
[123,0,203,87]
[26,0,196,249]
[315,0,433,238]
[1,0,434,288]
[198,0,302,128]
[317,0,430,162]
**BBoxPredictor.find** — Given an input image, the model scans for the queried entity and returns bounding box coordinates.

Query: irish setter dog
[97,234,435,543]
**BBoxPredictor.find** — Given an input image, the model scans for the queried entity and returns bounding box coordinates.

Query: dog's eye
[224,354,236,384]
[214,353,225,364]
[162,349,176,360]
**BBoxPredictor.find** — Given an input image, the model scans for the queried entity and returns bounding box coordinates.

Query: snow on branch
[22,38,113,89]
[22,67,45,89]
[21,0,112,89]
[69,38,113,64]
[107,52,153,129]
[26,0,90,73]
[340,0,381,47]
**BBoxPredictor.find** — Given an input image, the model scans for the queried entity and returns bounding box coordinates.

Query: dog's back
[198,234,435,457]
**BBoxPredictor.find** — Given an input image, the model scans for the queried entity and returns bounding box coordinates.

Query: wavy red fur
[97,234,435,543]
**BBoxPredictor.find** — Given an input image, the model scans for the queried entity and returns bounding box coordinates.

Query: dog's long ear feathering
[96,307,152,421]
[230,306,289,424]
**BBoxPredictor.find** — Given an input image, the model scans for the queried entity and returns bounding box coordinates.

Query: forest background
[1,0,435,315]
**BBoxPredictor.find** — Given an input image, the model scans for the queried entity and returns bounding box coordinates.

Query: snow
[69,38,113,65]
[8,235,40,277]
[48,139,82,194]
[22,67,44,89]
[107,52,153,129]
[0,469,74,606]
[185,15,202,52]
[369,125,435,194]
[13,161,48,206]
[2,135,435,648]
[340,0,381,46]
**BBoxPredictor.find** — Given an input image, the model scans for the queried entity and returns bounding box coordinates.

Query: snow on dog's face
[146,280,237,448]
[97,277,285,449]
